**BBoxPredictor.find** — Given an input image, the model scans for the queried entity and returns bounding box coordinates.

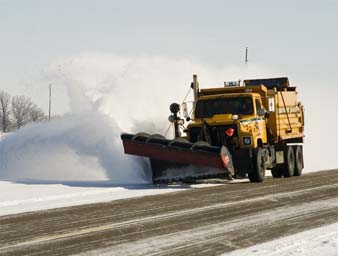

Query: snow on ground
[81,196,338,256]
[225,222,338,256]
[0,180,218,216]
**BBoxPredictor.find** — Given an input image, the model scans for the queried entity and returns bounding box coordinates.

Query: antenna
[245,47,248,64]
[48,82,52,121]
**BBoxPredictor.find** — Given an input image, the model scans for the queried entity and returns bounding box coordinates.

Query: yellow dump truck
[121,75,305,183]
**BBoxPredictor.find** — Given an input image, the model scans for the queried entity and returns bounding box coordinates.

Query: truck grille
[188,124,238,147]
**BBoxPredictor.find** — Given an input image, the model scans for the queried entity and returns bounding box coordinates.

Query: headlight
[243,136,252,145]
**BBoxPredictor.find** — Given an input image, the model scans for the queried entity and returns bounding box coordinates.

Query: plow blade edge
[121,133,234,183]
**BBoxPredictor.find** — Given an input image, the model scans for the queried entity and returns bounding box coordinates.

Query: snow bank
[0,180,178,216]
[225,222,338,256]
[0,180,217,216]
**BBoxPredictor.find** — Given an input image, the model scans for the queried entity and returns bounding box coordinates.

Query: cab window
[195,97,253,118]
[255,99,262,111]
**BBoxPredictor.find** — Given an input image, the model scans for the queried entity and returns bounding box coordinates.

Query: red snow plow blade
[121,133,234,183]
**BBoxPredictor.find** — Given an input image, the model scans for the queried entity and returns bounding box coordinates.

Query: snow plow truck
[121,75,305,183]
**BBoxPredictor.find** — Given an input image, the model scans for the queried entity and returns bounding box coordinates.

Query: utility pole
[245,47,248,64]
[48,82,52,121]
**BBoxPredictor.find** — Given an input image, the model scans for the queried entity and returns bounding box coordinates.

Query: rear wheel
[293,145,303,176]
[248,148,266,183]
[283,146,295,177]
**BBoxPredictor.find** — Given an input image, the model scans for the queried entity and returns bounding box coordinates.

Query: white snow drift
[0,180,192,216]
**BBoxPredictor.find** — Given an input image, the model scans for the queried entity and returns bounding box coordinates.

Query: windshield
[195,97,253,118]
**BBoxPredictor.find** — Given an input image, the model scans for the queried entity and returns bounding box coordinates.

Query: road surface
[1,169,338,255]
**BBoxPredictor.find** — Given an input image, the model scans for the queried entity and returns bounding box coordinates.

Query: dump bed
[244,77,304,143]
[266,89,304,143]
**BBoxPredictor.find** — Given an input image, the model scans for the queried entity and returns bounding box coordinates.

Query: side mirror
[257,109,265,117]
[168,115,176,123]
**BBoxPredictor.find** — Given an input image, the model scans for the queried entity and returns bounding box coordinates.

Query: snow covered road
[226,222,338,256]
[0,180,193,216]
[1,170,338,255]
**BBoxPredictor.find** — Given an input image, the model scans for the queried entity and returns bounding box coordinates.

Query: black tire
[248,148,266,183]
[293,145,303,176]
[271,167,282,178]
[283,146,295,177]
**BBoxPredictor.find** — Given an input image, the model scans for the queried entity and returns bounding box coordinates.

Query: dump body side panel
[267,89,304,143]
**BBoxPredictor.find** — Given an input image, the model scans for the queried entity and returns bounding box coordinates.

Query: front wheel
[248,148,266,183]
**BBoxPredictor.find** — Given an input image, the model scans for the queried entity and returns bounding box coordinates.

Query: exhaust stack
[192,74,199,113]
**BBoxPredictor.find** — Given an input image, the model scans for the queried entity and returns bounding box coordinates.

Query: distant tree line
[0,90,46,133]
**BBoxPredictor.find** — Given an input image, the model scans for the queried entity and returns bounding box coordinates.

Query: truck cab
[186,91,268,151]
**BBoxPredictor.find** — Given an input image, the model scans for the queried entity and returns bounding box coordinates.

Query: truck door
[255,98,268,145]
